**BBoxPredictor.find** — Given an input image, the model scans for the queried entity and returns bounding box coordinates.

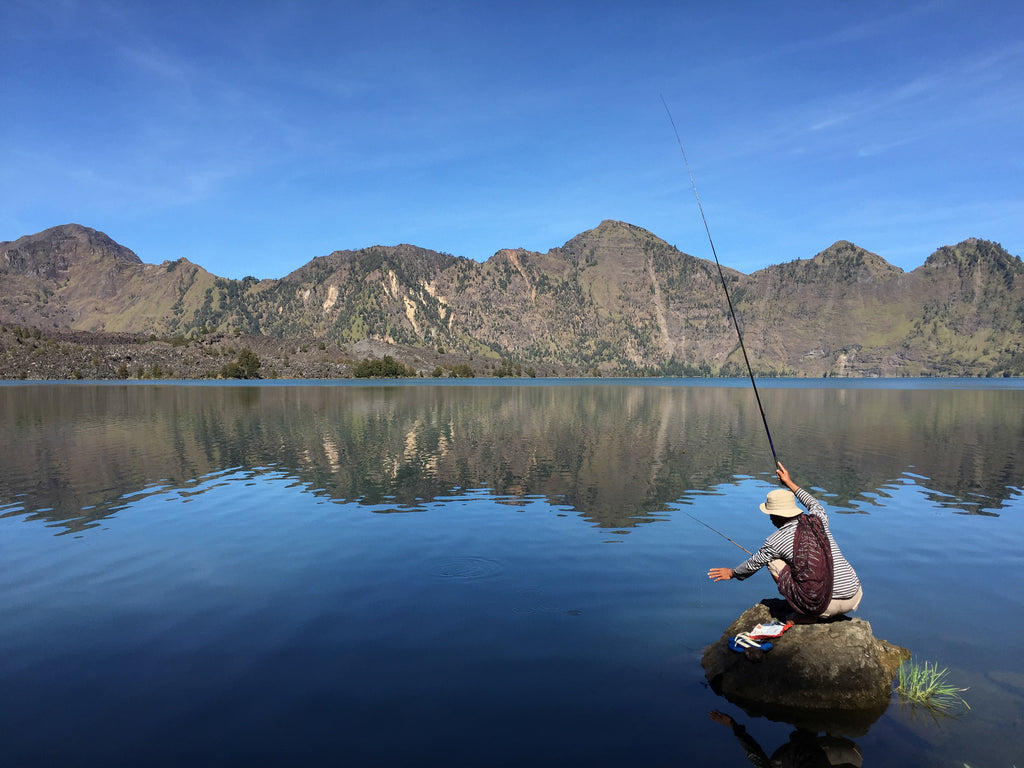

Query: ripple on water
[511,586,560,615]
[429,556,505,580]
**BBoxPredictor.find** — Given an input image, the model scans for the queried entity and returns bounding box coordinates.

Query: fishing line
[682,510,752,555]
[661,96,779,468]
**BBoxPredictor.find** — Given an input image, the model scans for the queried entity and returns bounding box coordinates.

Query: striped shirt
[733,487,861,600]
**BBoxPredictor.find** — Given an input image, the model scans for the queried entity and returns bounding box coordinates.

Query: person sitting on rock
[707,462,862,621]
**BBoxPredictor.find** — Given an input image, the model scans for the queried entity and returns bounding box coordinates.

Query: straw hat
[759,489,801,517]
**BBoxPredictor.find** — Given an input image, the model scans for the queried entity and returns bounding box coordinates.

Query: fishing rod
[661,96,779,468]
[683,511,752,555]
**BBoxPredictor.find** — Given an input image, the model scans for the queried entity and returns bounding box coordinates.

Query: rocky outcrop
[702,600,910,734]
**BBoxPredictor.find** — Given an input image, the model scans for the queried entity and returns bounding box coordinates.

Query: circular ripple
[511,587,559,615]
[431,556,504,580]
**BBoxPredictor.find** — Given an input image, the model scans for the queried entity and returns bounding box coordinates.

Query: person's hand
[776,461,797,491]
[709,710,735,727]
[708,567,734,582]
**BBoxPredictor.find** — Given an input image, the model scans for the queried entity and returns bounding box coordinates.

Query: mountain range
[2,221,1022,377]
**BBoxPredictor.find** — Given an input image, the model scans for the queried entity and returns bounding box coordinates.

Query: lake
[2,379,1022,766]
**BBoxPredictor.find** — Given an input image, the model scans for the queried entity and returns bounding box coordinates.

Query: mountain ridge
[2,221,1022,377]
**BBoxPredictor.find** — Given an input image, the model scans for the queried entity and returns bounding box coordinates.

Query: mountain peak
[923,238,1023,276]
[556,220,676,262]
[2,223,142,280]
[809,240,903,279]
[750,240,902,283]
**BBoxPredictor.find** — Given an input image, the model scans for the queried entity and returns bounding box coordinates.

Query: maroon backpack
[776,514,834,616]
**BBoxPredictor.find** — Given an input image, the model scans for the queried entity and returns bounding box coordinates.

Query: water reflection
[1,382,1022,534]
[710,710,864,766]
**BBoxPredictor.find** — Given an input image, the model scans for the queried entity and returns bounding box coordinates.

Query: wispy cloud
[856,137,917,158]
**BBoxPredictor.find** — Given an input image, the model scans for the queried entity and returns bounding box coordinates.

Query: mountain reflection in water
[3,380,1024,767]
[2,381,1021,535]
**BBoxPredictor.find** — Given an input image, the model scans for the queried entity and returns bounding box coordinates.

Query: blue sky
[2,1,1021,279]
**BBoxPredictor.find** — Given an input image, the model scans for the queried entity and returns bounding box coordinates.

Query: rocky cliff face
[2,221,1022,377]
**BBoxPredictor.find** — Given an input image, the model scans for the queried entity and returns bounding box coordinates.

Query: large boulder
[702,600,910,734]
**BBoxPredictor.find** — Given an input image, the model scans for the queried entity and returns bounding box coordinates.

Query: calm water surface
[1,380,1023,766]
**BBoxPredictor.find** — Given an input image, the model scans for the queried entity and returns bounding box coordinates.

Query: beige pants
[768,559,864,618]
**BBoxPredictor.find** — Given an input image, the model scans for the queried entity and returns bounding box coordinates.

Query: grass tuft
[895,660,970,713]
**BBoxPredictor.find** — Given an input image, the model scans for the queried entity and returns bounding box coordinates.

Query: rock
[702,600,910,734]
